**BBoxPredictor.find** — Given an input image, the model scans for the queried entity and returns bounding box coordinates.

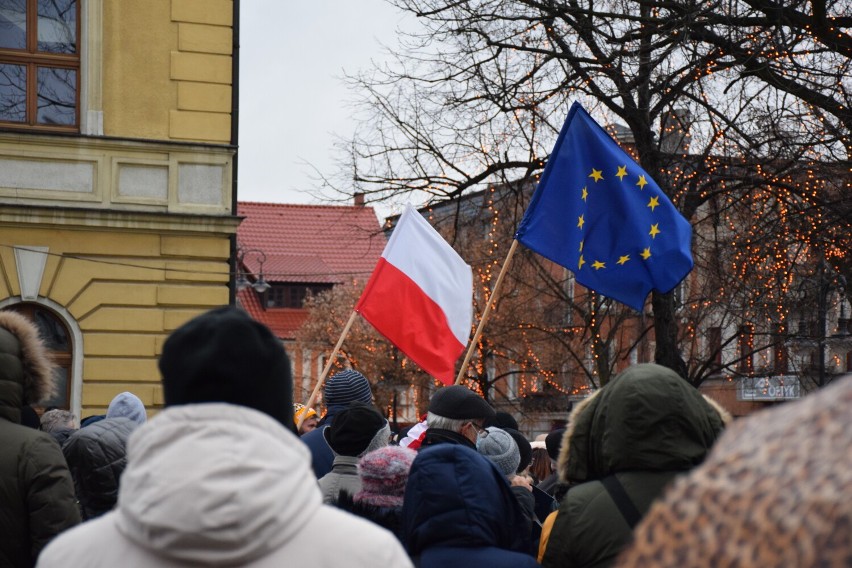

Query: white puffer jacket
[38,403,412,567]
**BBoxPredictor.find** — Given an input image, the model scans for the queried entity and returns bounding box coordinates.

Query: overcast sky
[238,1,408,213]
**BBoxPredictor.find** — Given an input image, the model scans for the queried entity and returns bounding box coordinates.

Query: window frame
[0,0,81,131]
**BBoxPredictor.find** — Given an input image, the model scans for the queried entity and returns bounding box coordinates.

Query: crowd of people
[0,306,849,567]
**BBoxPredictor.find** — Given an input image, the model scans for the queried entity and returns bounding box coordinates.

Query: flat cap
[428,385,495,421]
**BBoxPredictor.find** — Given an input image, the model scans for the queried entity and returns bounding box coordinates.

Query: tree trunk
[652,290,688,379]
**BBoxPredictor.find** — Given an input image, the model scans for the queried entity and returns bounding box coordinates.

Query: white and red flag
[356,206,473,385]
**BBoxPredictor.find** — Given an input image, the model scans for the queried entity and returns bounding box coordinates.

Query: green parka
[542,363,727,568]
[0,311,80,567]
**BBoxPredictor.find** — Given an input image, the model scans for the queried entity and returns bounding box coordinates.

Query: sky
[238,1,409,214]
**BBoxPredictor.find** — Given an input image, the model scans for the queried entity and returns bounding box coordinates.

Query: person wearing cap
[318,402,390,504]
[477,427,537,550]
[421,385,496,449]
[293,403,318,435]
[336,445,417,541]
[402,444,540,567]
[300,369,374,479]
[38,307,412,568]
[0,311,80,567]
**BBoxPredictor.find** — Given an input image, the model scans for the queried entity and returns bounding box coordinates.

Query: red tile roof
[237,202,385,284]
[237,287,308,340]
[236,202,386,340]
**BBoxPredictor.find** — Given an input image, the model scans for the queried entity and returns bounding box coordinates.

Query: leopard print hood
[617,374,852,567]
[557,363,727,484]
[0,310,56,420]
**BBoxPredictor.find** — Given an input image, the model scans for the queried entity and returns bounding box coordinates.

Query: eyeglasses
[468,422,489,439]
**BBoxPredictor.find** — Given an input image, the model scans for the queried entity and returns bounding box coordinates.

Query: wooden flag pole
[297,310,358,431]
[454,239,520,385]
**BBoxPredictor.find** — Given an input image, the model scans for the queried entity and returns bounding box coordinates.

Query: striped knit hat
[324,369,372,410]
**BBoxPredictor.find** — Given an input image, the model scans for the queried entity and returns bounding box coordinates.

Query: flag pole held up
[454,239,519,385]
[297,310,358,431]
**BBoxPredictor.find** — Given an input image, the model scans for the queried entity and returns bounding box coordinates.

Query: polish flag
[356,206,473,385]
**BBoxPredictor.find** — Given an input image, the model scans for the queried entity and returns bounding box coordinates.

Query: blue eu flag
[515,102,693,311]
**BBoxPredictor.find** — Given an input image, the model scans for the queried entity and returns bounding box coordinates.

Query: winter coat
[402,444,541,568]
[541,363,726,568]
[616,374,852,568]
[0,311,80,567]
[62,417,139,520]
[318,455,362,504]
[419,427,475,450]
[37,403,412,567]
[301,413,335,478]
[336,491,404,542]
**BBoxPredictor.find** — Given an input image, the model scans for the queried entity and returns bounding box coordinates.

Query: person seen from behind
[539,363,730,568]
[0,310,80,567]
[37,306,412,567]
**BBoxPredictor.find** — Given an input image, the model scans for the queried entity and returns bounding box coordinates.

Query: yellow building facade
[0,0,239,419]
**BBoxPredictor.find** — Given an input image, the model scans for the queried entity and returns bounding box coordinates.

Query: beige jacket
[38,403,412,567]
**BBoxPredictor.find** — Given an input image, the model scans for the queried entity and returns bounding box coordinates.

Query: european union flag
[515,102,693,311]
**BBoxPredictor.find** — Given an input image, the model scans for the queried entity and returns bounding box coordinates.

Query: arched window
[3,304,72,409]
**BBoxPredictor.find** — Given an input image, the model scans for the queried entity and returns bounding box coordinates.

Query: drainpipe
[229,0,241,306]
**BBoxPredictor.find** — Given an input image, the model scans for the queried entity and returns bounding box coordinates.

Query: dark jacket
[402,444,540,568]
[541,364,727,568]
[0,311,80,567]
[419,427,475,450]
[62,417,138,520]
[336,491,404,542]
[300,410,337,479]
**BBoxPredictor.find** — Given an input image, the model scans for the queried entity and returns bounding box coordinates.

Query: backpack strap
[601,474,642,529]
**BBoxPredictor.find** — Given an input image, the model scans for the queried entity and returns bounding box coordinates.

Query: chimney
[353,192,365,207]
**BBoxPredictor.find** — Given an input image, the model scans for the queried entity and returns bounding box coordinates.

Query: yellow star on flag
[649,223,660,238]
[617,255,630,265]
[592,260,606,270]
[578,255,586,269]
[615,165,628,181]
[641,247,652,260]
[589,169,604,182]
[636,175,648,190]
[647,196,660,211]
[577,215,585,229]
[581,187,588,201]
[579,240,584,252]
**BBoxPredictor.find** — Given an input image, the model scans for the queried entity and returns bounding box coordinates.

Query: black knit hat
[485,410,519,431]
[545,428,566,461]
[428,385,495,420]
[504,427,532,473]
[323,402,388,457]
[159,307,293,428]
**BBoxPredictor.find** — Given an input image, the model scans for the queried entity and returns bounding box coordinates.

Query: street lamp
[236,248,271,294]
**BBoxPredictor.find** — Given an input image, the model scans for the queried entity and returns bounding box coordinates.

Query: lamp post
[236,248,271,294]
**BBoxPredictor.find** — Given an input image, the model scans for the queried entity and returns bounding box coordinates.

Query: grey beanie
[106,392,147,425]
[477,426,520,476]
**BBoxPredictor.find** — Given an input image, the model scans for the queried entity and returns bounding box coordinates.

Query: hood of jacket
[0,310,55,423]
[113,403,323,565]
[558,363,725,484]
[402,444,529,557]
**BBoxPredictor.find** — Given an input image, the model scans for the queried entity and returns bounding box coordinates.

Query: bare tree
[333,0,850,381]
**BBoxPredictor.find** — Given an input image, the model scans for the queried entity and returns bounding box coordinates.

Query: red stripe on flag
[356,258,465,385]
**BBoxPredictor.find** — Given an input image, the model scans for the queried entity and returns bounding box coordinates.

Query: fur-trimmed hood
[0,310,56,422]
[556,363,728,484]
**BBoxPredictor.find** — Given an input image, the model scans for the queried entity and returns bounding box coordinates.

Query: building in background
[0,0,239,419]
[235,200,385,405]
